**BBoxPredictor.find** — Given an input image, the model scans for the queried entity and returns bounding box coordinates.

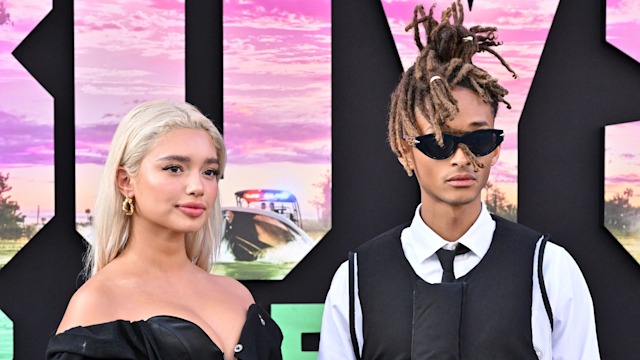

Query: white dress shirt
[319,204,600,360]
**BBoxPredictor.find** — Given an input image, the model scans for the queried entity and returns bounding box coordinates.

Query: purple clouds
[606,0,640,62]
[0,110,53,167]
[223,0,331,166]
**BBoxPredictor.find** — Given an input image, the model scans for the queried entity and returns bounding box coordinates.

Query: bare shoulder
[55,272,120,334]
[205,273,255,307]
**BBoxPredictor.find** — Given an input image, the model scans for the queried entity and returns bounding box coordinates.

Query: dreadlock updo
[389,0,517,174]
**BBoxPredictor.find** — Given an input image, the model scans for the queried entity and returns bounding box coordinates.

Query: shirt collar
[407,203,496,263]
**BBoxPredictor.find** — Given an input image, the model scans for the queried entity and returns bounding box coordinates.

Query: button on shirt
[318,204,600,360]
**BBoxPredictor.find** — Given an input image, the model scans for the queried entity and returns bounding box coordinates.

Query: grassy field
[0,238,29,270]
[212,261,296,280]
[617,236,640,263]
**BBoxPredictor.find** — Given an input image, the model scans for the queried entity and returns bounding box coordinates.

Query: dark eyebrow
[157,155,219,164]
[468,120,492,128]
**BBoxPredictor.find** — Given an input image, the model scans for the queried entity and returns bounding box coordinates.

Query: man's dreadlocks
[388,0,517,174]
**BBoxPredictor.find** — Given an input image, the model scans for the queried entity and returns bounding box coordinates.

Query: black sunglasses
[407,129,504,160]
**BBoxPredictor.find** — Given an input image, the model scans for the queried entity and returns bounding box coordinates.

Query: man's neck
[419,201,482,242]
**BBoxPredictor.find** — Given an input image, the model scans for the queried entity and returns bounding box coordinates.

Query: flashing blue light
[261,191,292,201]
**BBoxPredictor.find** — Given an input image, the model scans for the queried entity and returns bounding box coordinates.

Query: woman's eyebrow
[157,155,190,162]
[157,155,219,164]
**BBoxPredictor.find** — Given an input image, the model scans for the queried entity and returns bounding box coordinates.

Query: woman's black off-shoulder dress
[46,304,283,359]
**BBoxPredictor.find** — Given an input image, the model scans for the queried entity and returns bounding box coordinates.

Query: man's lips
[446,173,476,187]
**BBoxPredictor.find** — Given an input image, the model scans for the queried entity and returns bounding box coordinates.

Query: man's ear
[398,149,415,176]
[116,167,133,197]
[398,154,414,169]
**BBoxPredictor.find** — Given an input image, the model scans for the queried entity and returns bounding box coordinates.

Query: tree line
[0,172,36,240]
[484,181,517,222]
[605,188,639,237]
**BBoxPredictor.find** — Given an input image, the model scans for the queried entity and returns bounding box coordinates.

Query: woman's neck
[120,219,193,273]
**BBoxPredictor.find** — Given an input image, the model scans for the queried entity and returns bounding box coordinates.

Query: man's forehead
[413,118,494,136]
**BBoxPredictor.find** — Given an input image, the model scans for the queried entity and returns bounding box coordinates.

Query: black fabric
[356,215,542,360]
[46,304,283,360]
[436,244,470,282]
[356,223,414,360]
[412,281,466,360]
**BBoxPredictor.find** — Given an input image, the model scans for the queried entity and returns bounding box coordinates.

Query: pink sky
[606,0,640,62]
[381,0,560,207]
[0,0,53,224]
[74,0,186,162]
[605,121,640,207]
[603,0,640,208]
[222,0,332,166]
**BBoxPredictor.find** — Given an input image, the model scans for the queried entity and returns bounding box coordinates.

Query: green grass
[212,261,296,280]
[616,236,640,264]
[0,238,29,269]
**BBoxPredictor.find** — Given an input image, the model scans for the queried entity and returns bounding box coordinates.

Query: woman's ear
[116,167,133,197]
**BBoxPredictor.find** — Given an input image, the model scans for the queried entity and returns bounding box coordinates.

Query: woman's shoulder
[200,270,255,305]
[55,271,124,334]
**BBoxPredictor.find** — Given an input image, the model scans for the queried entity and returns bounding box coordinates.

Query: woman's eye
[163,165,183,173]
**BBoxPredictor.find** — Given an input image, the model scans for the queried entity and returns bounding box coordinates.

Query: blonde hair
[86,100,227,277]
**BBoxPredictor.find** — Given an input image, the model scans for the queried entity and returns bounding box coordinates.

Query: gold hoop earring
[122,196,134,216]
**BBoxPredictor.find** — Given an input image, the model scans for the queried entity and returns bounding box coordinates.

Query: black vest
[356,215,541,360]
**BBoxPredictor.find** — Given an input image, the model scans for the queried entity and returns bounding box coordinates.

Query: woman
[46,100,283,359]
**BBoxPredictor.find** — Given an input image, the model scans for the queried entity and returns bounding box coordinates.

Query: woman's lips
[177,203,205,217]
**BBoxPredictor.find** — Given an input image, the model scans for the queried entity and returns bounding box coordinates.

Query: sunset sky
[0,0,638,227]
[606,0,640,62]
[606,121,640,207]
[0,0,53,224]
[604,0,640,207]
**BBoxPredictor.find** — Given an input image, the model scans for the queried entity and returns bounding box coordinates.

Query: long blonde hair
[86,100,227,277]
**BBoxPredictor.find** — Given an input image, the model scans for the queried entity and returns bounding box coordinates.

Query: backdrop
[0,0,638,359]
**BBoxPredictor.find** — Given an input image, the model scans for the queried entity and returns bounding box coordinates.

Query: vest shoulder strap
[348,251,362,360]
[537,235,554,330]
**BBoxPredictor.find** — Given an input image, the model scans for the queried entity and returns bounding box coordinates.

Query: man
[318,1,599,359]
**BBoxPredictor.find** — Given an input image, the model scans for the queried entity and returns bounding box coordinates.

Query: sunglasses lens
[465,130,502,156]
[413,130,503,160]
[415,134,456,159]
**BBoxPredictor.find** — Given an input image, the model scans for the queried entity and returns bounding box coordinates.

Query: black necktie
[436,244,470,282]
